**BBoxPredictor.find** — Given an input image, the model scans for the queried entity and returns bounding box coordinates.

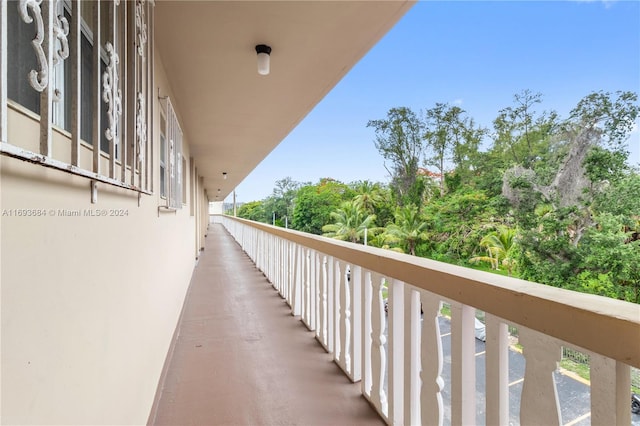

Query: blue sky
[231,0,640,204]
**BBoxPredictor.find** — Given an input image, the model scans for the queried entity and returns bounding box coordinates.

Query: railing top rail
[218,215,640,368]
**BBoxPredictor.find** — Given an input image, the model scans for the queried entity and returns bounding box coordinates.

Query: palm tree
[470,226,518,276]
[383,204,429,256]
[352,180,383,215]
[322,201,379,244]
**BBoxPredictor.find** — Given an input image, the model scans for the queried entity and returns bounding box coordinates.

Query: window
[2,1,153,193]
[160,113,166,198]
[182,156,187,205]
[160,98,182,209]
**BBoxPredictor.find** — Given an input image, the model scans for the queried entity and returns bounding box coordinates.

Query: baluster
[283,240,289,301]
[280,238,284,292]
[590,352,631,425]
[337,260,350,374]
[253,229,258,263]
[299,247,306,320]
[326,256,334,353]
[404,287,421,425]
[302,249,311,328]
[255,232,261,270]
[264,233,269,277]
[308,250,315,330]
[300,248,307,322]
[519,326,562,426]
[370,272,388,415]
[269,235,274,282]
[333,259,341,362]
[280,239,285,294]
[276,237,281,292]
[282,240,287,297]
[272,237,277,288]
[362,269,373,397]
[419,290,444,426]
[387,279,405,426]
[318,255,328,348]
[351,265,362,382]
[268,234,272,278]
[291,244,301,316]
[255,231,260,268]
[286,241,293,308]
[450,302,476,425]
[485,313,509,426]
[245,226,250,256]
[310,250,317,331]
[261,232,266,272]
[253,229,257,263]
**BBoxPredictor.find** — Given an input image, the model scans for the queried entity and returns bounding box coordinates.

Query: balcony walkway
[150,223,384,425]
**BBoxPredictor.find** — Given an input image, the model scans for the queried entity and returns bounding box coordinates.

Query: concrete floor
[149,224,384,426]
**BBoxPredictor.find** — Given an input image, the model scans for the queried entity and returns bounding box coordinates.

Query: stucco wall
[0,47,206,424]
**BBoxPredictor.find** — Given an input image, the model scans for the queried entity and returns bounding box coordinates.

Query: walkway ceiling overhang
[155,0,414,200]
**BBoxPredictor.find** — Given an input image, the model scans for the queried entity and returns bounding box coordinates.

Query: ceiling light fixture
[255,44,272,76]
[222,172,227,180]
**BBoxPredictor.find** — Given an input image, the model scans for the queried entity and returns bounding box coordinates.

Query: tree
[351,180,384,215]
[291,179,351,235]
[322,201,379,244]
[262,177,301,226]
[384,204,429,256]
[424,103,484,195]
[575,213,640,303]
[423,188,500,261]
[367,107,425,205]
[492,90,559,168]
[236,200,266,222]
[470,226,519,276]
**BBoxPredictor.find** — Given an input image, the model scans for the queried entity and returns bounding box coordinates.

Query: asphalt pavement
[382,316,640,425]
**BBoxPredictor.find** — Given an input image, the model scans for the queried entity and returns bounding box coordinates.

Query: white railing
[219,215,640,425]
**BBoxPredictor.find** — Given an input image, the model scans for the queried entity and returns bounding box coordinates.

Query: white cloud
[452,99,463,106]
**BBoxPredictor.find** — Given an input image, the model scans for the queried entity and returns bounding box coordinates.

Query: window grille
[160,97,182,209]
[0,0,154,194]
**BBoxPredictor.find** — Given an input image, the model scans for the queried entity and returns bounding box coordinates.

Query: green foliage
[583,146,628,184]
[322,201,380,244]
[291,179,351,235]
[593,172,640,217]
[422,189,499,261]
[569,90,639,149]
[236,200,266,222]
[492,90,559,168]
[246,89,640,305]
[367,107,424,204]
[424,103,484,195]
[575,213,640,303]
[383,204,430,255]
[470,226,519,275]
[262,177,301,225]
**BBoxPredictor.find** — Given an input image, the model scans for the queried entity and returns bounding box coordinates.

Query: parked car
[632,393,640,414]
[474,318,486,342]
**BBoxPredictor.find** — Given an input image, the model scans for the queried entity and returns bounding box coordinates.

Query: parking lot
[384,316,640,425]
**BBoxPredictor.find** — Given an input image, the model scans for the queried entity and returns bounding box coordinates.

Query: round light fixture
[255,44,272,76]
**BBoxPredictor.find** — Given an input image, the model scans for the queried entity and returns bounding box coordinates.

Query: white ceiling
[155,1,414,199]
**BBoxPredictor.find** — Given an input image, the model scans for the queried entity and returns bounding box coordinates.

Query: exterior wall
[0,46,206,424]
[209,201,223,215]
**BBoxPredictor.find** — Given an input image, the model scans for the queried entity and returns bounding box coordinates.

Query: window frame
[159,97,183,209]
[0,0,153,195]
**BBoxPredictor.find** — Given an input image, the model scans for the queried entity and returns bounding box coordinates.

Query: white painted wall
[209,201,223,215]
[0,46,208,425]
